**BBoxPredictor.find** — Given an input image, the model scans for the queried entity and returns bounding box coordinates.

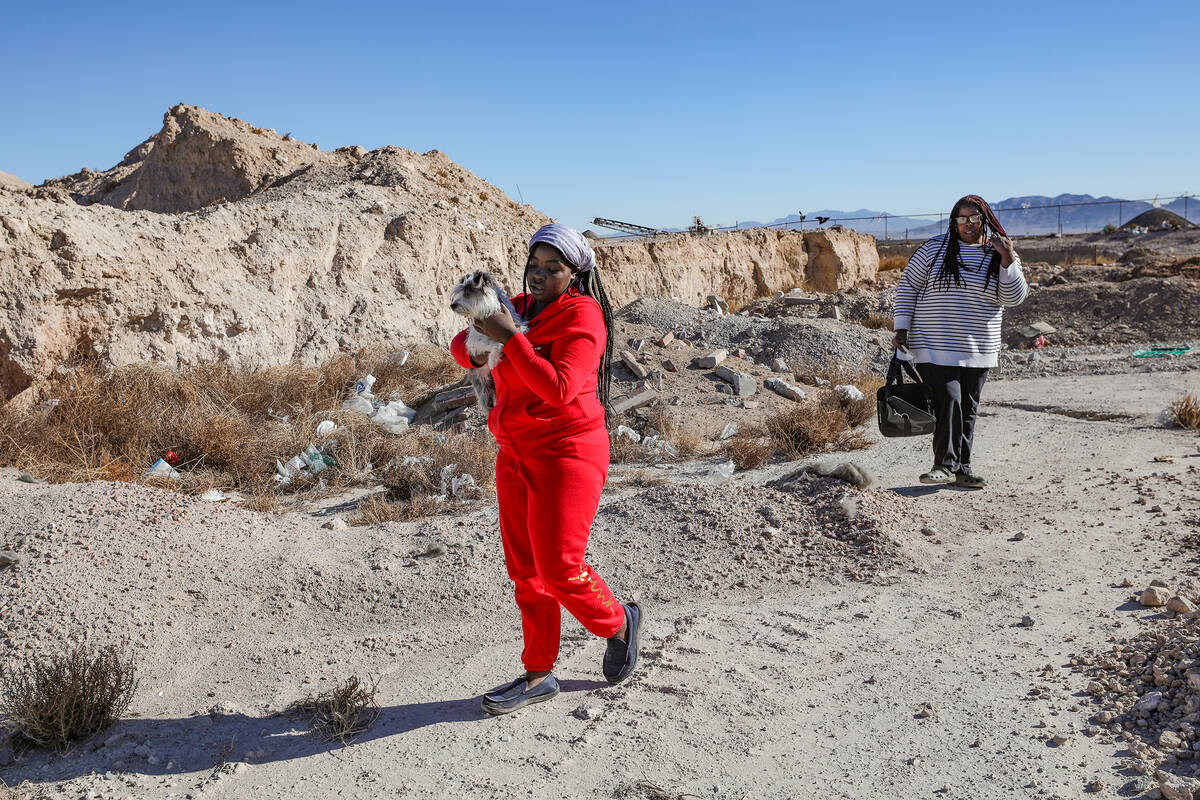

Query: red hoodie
[450,290,607,453]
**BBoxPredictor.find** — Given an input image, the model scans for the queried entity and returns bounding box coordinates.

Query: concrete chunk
[620,350,650,379]
[715,364,757,396]
[765,377,806,402]
[694,350,727,369]
[612,387,658,415]
[782,295,819,306]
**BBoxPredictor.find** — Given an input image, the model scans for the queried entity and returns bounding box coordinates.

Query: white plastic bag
[371,401,413,435]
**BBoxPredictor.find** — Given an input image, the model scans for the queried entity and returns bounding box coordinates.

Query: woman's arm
[996,255,1030,308]
[892,238,939,333]
[450,329,486,368]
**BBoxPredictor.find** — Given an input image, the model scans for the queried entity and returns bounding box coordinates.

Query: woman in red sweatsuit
[450,223,642,715]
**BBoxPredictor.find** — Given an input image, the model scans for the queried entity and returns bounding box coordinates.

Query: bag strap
[886,353,923,386]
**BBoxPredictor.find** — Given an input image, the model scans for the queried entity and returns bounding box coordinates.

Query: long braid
[932,194,1007,294]
[574,269,615,414]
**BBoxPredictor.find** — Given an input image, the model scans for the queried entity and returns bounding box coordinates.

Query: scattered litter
[371,400,416,435]
[438,464,477,501]
[164,450,180,466]
[199,489,227,502]
[143,458,180,481]
[835,384,865,402]
[641,435,678,459]
[709,460,736,484]
[267,408,289,423]
[1153,455,1176,463]
[1133,347,1192,358]
[316,420,336,437]
[718,422,738,441]
[614,425,641,444]
[342,395,374,414]
[355,374,377,395]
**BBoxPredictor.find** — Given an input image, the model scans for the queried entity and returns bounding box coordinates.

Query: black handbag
[876,355,936,437]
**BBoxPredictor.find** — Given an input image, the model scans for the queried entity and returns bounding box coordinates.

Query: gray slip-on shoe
[481,673,560,716]
[603,602,642,684]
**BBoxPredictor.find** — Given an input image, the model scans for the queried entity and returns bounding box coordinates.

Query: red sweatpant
[495,427,625,671]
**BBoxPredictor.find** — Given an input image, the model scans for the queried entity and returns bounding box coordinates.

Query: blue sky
[3,0,1197,232]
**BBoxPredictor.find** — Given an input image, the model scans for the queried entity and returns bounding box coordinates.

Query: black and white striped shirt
[893,234,1029,368]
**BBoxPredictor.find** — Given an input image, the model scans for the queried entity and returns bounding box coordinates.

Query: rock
[1094,711,1115,724]
[573,704,603,721]
[1151,579,1171,588]
[921,526,936,537]
[770,357,789,373]
[1142,587,1173,607]
[714,364,757,396]
[1169,596,1197,614]
[1121,776,1154,795]
[16,472,45,484]
[694,350,728,369]
[321,518,348,531]
[1050,733,1068,745]
[1136,691,1164,713]
[1019,321,1057,339]
[1012,531,1027,541]
[1084,779,1104,792]
[834,384,864,401]
[759,506,784,528]
[1020,615,1035,627]
[420,543,448,558]
[706,295,729,315]
[782,295,819,306]
[612,388,657,415]
[1160,730,1184,749]
[620,350,650,379]
[661,359,677,373]
[0,550,21,568]
[655,331,674,347]
[764,377,806,402]
[1156,770,1200,800]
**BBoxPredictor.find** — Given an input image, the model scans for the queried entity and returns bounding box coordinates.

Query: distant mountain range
[722,194,1200,239]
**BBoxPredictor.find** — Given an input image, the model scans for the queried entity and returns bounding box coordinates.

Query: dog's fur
[449,270,528,412]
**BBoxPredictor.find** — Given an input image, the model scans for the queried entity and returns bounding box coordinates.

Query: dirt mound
[0,171,30,192]
[1121,208,1197,231]
[1003,276,1200,347]
[40,105,349,213]
[0,106,881,403]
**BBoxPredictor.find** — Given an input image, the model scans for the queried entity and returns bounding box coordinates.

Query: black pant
[915,363,989,474]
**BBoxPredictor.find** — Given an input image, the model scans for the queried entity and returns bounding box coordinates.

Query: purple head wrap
[528,223,596,273]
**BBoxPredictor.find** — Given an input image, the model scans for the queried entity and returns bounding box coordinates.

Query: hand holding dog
[473,305,519,344]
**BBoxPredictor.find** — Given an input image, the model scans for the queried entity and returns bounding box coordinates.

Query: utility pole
[1058,204,1062,237]
[883,214,888,241]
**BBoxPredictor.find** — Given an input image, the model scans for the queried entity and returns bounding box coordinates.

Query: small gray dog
[449,270,528,412]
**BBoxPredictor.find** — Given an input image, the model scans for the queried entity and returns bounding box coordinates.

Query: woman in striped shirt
[891,195,1028,489]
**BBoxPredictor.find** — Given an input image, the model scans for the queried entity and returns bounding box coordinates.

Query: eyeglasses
[954,214,983,226]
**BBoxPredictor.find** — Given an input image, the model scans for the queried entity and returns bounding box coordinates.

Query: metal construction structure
[591,217,664,237]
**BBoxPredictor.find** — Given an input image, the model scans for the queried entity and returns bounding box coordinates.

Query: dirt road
[3,368,1199,799]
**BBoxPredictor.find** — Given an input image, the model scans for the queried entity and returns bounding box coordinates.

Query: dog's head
[450,270,503,318]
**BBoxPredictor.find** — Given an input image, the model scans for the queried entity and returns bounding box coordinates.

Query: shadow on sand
[3,679,608,784]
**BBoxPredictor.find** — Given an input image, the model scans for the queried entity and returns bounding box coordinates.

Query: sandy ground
[3,367,1200,800]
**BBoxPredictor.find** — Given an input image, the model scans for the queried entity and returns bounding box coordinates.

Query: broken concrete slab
[612,387,658,415]
[620,350,650,379]
[765,376,807,402]
[1019,321,1057,338]
[694,350,728,369]
[715,364,757,396]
